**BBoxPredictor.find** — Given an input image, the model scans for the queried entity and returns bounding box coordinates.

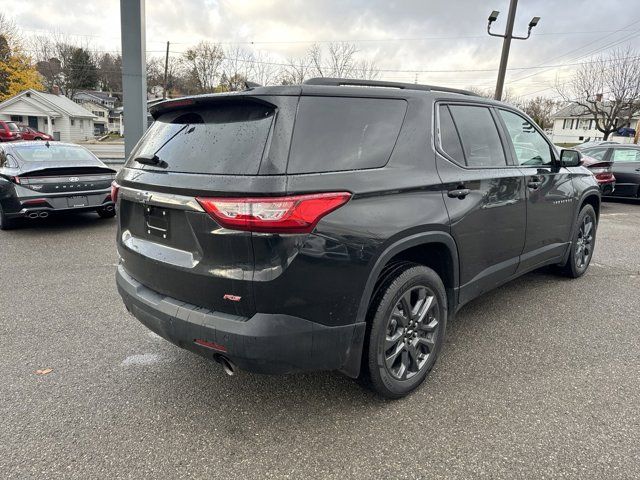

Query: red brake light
[110,181,120,202]
[196,192,352,233]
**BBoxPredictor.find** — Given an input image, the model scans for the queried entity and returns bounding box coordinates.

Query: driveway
[0,201,638,479]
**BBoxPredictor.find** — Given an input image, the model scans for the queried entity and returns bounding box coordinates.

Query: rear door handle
[447,188,470,199]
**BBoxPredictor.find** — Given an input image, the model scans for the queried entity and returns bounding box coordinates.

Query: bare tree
[250,51,279,86]
[279,55,312,85]
[309,42,358,78]
[557,47,640,139]
[182,41,225,93]
[519,96,558,129]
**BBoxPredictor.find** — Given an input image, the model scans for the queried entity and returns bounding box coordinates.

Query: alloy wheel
[575,215,594,269]
[384,286,440,380]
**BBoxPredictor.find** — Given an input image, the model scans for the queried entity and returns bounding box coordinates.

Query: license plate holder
[144,205,170,239]
[66,195,88,208]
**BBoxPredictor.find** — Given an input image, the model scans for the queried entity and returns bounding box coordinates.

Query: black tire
[0,204,17,230]
[560,204,597,278]
[363,264,447,399]
[34,137,43,141]
[96,207,116,219]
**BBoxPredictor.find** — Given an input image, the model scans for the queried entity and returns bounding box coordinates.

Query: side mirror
[560,149,582,167]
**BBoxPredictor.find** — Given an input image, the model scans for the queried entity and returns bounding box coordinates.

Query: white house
[76,100,110,135]
[0,89,97,142]
[551,103,639,145]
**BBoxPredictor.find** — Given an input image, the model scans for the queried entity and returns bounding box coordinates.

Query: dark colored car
[582,144,640,199]
[17,125,54,141]
[0,142,116,229]
[0,121,23,142]
[114,78,600,398]
[574,140,619,151]
[580,154,616,195]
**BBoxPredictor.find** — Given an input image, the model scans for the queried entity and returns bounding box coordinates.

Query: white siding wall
[59,117,94,142]
[551,118,604,144]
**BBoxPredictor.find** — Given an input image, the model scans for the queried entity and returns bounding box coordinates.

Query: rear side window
[438,105,465,163]
[128,101,275,175]
[287,96,407,174]
[583,148,608,161]
[7,122,19,132]
[445,105,506,167]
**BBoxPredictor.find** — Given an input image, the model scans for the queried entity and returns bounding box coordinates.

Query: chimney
[595,93,602,102]
[52,85,60,96]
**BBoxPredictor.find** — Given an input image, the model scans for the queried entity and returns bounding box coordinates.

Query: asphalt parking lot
[1,200,639,479]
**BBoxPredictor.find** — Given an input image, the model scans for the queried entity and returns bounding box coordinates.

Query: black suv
[114,78,600,398]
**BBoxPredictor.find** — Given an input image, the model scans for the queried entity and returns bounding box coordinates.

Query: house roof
[552,101,640,120]
[0,89,96,118]
[74,90,118,103]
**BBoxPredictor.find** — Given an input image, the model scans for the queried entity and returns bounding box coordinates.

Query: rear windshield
[127,101,275,175]
[287,96,407,174]
[12,144,96,162]
[7,122,19,132]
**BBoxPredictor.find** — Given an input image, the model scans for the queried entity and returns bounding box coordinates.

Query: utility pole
[163,41,170,100]
[120,0,147,158]
[487,0,540,101]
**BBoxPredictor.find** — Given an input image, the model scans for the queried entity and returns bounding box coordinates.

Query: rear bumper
[116,265,363,375]
[5,190,112,218]
[598,181,615,195]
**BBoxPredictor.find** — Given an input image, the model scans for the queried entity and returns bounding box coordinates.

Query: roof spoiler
[303,77,479,96]
[149,94,276,120]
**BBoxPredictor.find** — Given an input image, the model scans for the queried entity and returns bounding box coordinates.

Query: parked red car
[17,125,54,141]
[0,121,23,142]
[581,154,616,195]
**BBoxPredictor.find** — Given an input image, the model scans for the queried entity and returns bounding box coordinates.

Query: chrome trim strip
[119,186,204,212]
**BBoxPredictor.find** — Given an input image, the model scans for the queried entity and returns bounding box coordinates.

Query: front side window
[445,105,506,167]
[612,149,640,163]
[498,109,553,166]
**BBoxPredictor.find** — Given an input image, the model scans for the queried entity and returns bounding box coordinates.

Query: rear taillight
[196,192,352,233]
[9,176,20,184]
[110,181,119,202]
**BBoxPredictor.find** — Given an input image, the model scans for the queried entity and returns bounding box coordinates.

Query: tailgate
[117,186,257,317]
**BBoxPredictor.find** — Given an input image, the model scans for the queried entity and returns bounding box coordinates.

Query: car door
[609,147,640,198]
[496,108,575,271]
[435,103,526,305]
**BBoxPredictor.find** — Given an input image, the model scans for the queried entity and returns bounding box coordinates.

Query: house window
[70,118,75,126]
[10,115,23,122]
[578,136,584,141]
[562,119,568,129]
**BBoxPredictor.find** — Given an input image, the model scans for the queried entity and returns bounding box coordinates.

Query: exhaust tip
[39,211,49,218]
[27,212,39,219]
[219,356,237,376]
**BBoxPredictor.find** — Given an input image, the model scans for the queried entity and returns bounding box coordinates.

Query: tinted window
[438,105,464,164]
[498,109,552,166]
[12,144,97,162]
[612,148,640,163]
[583,148,608,161]
[448,105,506,167]
[128,101,275,175]
[287,97,407,174]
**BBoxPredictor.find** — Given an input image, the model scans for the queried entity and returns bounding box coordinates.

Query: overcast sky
[9,0,640,98]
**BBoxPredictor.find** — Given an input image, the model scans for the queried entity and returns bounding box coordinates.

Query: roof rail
[303,77,479,96]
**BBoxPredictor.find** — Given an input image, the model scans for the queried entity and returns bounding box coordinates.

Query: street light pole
[487,0,540,101]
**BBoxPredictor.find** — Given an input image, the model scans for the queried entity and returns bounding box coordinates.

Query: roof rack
[303,77,478,96]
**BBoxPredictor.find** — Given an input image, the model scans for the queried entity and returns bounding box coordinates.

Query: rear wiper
[134,153,168,168]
